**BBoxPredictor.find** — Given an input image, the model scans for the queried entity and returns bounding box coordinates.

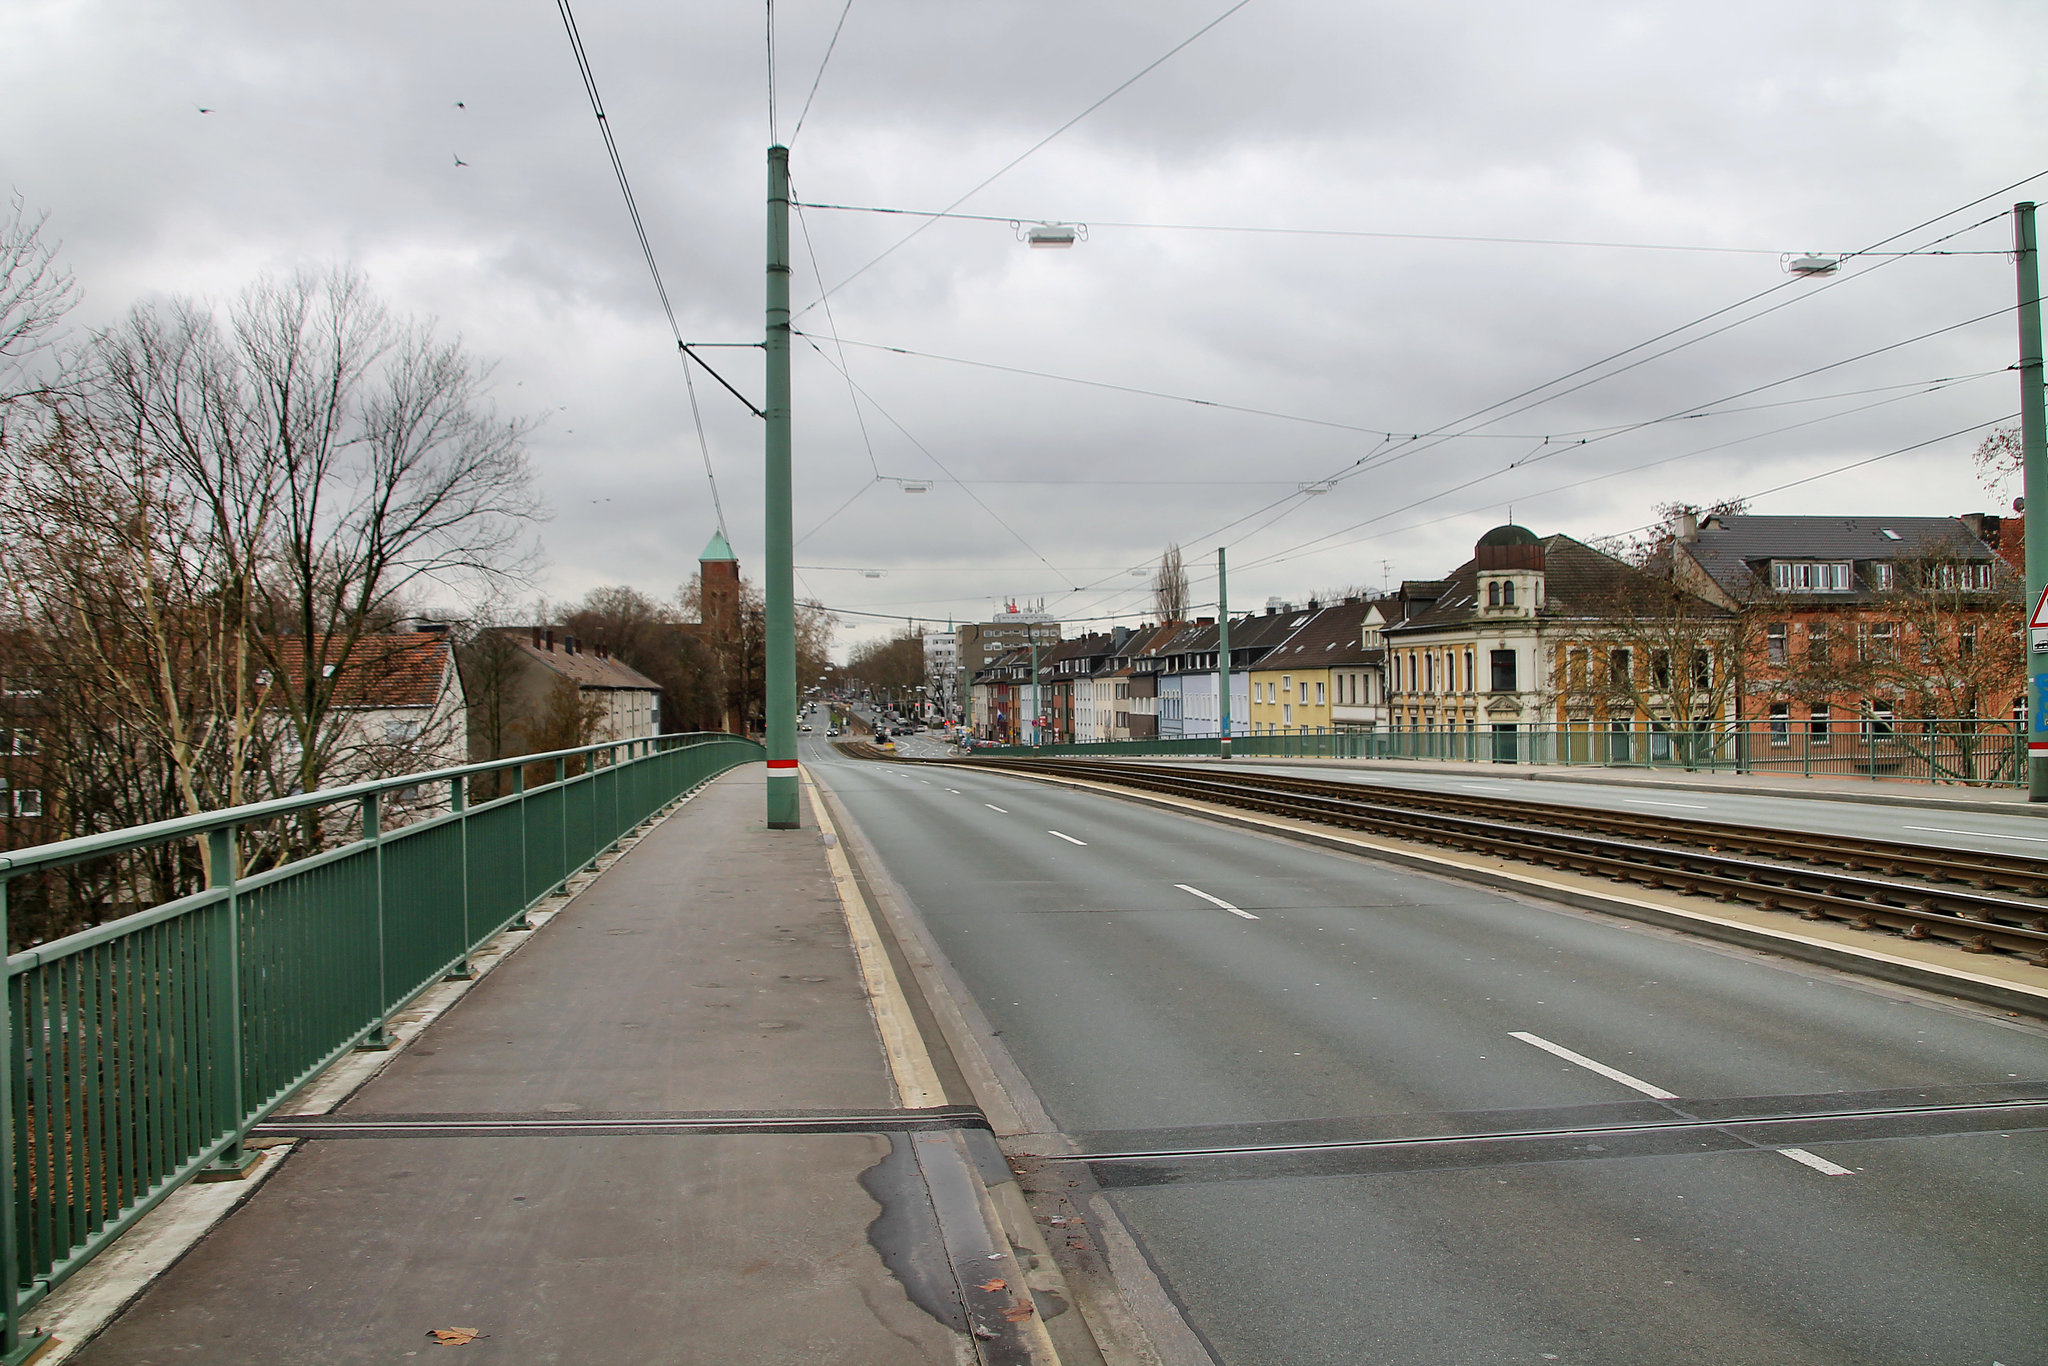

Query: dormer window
[1771,561,1852,592]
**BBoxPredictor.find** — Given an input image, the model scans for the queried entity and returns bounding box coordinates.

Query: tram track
[836,743,2048,968]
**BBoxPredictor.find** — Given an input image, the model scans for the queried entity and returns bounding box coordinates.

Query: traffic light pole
[764,145,799,827]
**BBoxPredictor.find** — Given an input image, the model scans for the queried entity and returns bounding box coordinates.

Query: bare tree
[1548,559,1745,770]
[1,267,541,900]
[1152,543,1189,624]
[1974,425,2022,495]
[0,191,77,433]
[235,269,544,798]
[844,629,925,707]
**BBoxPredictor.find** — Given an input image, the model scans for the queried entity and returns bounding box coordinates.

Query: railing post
[556,756,570,885]
[446,777,474,981]
[355,794,395,1050]
[200,824,261,1175]
[0,877,50,1364]
[510,763,533,930]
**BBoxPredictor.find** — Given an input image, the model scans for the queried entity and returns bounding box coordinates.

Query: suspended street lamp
[1016,220,1087,249]
[1783,252,1840,277]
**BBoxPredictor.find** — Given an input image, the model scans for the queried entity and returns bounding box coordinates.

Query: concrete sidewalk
[57,767,1062,1366]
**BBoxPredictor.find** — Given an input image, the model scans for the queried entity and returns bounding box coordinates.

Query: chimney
[1960,512,1988,541]
[531,626,542,648]
[545,629,555,652]
[1674,509,1699,543]
[1196,616,1215,627]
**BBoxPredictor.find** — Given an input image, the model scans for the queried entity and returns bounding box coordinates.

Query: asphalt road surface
[804,735,2048,1366]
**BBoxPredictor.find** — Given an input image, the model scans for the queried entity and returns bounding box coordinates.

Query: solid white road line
[1510,1031,1851,1176]
[984,804,1008,813]
[1048,830,1088,846]
[1510,1031,1677,1099]
[1906,825,2048,843]
[1174,884,1260,920]
[1625,799,1708,809]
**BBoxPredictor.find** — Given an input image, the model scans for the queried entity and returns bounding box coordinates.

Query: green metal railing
[0,732,760,1360]
[973,718,2027,787]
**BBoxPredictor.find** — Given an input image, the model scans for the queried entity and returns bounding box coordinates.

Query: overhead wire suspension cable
[794,0,1257,319]
[794,201,2013,258]
[555,0,745,538]
[789,0,855,147]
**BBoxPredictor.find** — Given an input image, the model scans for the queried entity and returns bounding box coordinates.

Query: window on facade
[1960,625,1977,658]
[1768,702,1790,747]
[1316,681,1326,706]
[1463,650,1474,693]
[1424,654,1434,694]
[1930,563,1996,590]
[1690,650,1712,691]
[6,729,34,757]
[1489,648,1517,692]
[10,789,41,818]
[1766,623,1786,665]
[1808,627,1830,664]
[1607,649,1631,691]
[1487,581,1500,607]
[1501,580,1515,607]
[1810,707,1831,744]
[1282,703,1292,726]
[1772,561,1852,592]
[1300,681,1310,703]
[1867,701,1896,737]
[1872,562,1896,591]
[1566,648,1588,690]
[1651,650,1672,690]
[1866,622,1895,661]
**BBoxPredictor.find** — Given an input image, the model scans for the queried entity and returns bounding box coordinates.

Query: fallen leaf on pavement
[1001,1301,1036,1323]
[976,1278,1006,1293]
[428,1327,482,1345]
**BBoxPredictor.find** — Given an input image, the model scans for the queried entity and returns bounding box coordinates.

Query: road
[803,734,2048,1366]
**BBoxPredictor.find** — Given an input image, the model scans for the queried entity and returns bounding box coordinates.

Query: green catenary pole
[1217,546,1231,758]
[2017,202,2048,800]
[765,146,799,827]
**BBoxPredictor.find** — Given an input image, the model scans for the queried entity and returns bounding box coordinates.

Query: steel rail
[852,749,2048,966]
[1043,759,2048,896]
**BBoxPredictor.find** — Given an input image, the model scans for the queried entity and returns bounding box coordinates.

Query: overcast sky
[6,0,2045,656]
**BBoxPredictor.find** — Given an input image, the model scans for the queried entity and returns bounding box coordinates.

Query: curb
[805,770,1083,1366]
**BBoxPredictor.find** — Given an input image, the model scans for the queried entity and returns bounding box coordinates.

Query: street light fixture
[1017,221,1086,248]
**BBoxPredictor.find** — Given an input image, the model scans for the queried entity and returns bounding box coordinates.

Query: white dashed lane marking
[1048,830,1088,846]
[1173,884,1260,920]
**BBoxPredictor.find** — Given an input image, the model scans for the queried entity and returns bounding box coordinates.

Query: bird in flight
[454,100,466,109]
[196,106,213,114]
[453,154,469,167]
